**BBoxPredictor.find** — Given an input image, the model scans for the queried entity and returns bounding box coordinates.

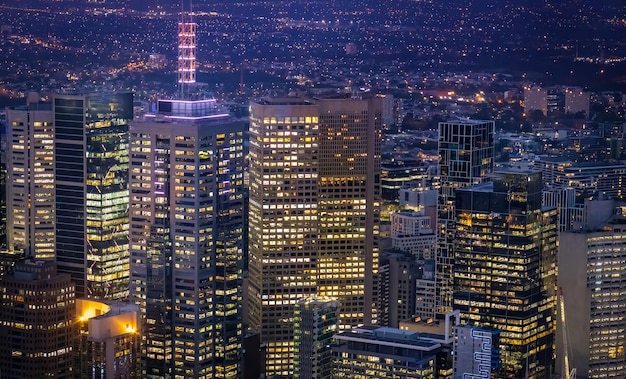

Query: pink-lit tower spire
[178,0,196,98]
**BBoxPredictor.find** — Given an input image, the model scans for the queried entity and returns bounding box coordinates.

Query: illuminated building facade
[248,95,381,376]
[0,259,76,378]
[293,296,340,379]
[536,156,626,201]
[54,93,132,300]
[453,170,557,378]
[6,97,55,260]
[391,210,436,259]
[248,98,320,376]
[436,119,494,314]
[558,200,626,378]
[129,99,245,379]
[332,325,441,379]
[76,299,141,378]
[316,95,381,329]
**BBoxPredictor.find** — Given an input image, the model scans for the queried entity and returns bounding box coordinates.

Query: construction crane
[559,287,576,379]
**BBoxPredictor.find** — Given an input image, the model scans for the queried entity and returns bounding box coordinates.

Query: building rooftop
[253,97,316,106]
[335,325,442,351]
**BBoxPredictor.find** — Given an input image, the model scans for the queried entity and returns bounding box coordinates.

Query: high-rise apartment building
[0,259,76,378]
[6,96,55,260]
[248,95,381,376]
[293,296,340,379]
[436,119,494,314]
[453,170,558,378]
[524,86,548,116]
[129,98,245,379]
[558,199,626,378]
[565,87,590,116]
[54,92,132,300]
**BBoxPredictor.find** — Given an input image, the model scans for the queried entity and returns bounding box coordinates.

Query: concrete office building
[0,259,76,378]
[248,94,382,376]
[129,98,245,379]
[332,325,444,379]
[558,199,626,378]
[6,94,55,260]
[75,299,141,378]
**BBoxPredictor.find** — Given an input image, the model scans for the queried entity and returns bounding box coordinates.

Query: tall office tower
[248,95,382,376]
[0,259,76,378]
[436,119,494,314]
[558,199,626,379]
[5,95,55,260]
[453,170,558,378]
[248,98,321,377]
[54,93,132,300]
[76,299,141,378]
[316,95,381,328]
[129,99,245,379]
[293,297,340,379]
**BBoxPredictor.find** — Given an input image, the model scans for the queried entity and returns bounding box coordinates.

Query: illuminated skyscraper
[54,93,132,300]
[293,296,340,379]
[436,119,494,314]
[453,170,557,378]
[248,98,320,377]
[316,95,381,328]
[0,259,76,378]
[129,99,245,379]
[558,199,626,378]
[248,94,382,376]
[5,95,55,261]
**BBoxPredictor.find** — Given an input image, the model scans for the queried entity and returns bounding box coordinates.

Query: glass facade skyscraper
[436,119,494,314]
[54,93,132,300]
[453,170,557,378]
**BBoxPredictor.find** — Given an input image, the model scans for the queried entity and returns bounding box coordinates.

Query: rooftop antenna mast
[178,0,196,99]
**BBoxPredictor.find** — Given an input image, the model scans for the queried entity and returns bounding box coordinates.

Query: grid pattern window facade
[6,104,55,260]
[248,100,320,377]
[129,115,244,379]
[436,120,494,314]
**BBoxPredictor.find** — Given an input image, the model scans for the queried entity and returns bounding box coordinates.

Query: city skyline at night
[0,0,625,378]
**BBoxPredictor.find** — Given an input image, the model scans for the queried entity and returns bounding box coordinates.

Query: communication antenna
[178,0,197,99]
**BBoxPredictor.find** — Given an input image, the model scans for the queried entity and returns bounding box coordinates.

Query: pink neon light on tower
[178,0,196,98]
